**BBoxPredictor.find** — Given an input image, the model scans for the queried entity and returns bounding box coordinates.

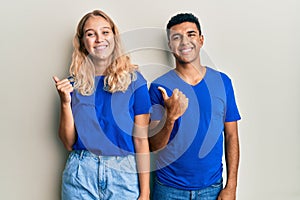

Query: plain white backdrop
[0,0,299,199]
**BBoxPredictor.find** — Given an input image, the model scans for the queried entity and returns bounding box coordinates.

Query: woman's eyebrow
[84,26,112,33]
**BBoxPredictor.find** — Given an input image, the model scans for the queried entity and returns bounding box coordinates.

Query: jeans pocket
[211,177,223,188]
[125,155,137,173]
[62,152,78,176]
[155,178,165,186]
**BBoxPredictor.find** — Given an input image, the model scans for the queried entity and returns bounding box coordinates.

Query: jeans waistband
[71,150,134,160]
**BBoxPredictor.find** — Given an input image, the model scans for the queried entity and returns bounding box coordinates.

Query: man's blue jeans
[152,177,223,200]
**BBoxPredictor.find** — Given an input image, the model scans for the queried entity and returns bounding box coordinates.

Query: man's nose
[181,35,189,44]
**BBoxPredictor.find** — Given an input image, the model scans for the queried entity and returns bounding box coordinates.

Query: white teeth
[181,48,192,53]
[95,45,107,50]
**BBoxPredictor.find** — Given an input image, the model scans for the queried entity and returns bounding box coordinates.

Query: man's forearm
[149,117,175,151]
[224,122,240,190]
[225,133,239,190]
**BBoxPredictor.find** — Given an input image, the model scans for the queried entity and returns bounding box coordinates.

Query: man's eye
[188,33,196,37]
[172,35,180,40]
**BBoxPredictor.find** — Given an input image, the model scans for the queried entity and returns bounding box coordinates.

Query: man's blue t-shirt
[149,67,241,190]
[71,71,151,156]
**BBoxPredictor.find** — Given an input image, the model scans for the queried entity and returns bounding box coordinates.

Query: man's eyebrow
[187,30,197,34]
[170,32,181,37]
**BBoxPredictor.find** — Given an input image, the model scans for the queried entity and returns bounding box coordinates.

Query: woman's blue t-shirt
[72,72,151,156]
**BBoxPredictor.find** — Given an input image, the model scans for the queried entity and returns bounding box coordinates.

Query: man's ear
[199,35,204,47]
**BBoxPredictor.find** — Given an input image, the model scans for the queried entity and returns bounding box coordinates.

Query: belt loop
[80,150,85,160]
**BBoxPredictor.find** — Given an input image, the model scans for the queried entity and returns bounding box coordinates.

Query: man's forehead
[169,22,198,34]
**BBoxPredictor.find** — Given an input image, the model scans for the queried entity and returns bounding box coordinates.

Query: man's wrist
[224,182,237,191]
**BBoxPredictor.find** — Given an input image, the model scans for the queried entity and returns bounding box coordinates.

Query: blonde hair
[69,10,137,95]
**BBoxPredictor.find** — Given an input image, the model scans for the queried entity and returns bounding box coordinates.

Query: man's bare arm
[149,87,188,151]
[218,121,240,200]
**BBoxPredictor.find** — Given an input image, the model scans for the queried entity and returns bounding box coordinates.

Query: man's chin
[178,58,194,64]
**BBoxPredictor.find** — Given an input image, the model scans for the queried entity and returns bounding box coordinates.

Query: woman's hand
[53,76,73,104]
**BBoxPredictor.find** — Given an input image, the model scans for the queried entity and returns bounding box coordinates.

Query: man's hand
[217,187,236,200]
[158,86,188,122]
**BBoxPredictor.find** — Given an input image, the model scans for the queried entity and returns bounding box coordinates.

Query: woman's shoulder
[132,70,148,85]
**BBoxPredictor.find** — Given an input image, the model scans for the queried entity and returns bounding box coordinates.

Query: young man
[149,13,241,200]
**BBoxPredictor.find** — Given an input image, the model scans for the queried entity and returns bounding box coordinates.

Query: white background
[0,0,299,199]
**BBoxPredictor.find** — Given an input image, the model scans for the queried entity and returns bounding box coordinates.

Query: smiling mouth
[94,45,107,50]
[180,47,192,54]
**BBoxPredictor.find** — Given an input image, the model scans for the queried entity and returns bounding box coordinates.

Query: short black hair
[166,13,202,39]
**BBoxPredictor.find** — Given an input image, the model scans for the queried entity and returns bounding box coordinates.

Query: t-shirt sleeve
[149,83,166,121]
[224,76,241,122]
[133,72,152,115]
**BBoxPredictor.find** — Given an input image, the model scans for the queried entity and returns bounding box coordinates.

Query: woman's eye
[86,32,95,37]
[103,30,111,35]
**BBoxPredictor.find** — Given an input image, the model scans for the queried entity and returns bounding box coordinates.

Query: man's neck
[174,62,206,86]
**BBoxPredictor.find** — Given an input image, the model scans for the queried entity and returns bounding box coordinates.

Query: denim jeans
[152,177,223,200]
[62,150,139,200]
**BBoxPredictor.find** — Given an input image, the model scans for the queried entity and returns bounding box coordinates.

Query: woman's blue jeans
[61,150,139,200]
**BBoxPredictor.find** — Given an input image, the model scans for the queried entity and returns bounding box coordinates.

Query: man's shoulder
[151,69,175,85]
[206,66,231,81]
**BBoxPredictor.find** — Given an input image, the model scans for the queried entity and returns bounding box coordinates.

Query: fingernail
[67,76,75,86]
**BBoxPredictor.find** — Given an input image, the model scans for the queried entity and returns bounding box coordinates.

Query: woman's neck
[92,57,111,76]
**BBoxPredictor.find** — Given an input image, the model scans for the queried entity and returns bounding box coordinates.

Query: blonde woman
[53,10,150,200]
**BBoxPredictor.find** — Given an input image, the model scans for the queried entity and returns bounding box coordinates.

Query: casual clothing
[152,177,223,200]
[72,71,151,155]
[62,71,151,199]
[149,67,241,192]
[62,150,139,200]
